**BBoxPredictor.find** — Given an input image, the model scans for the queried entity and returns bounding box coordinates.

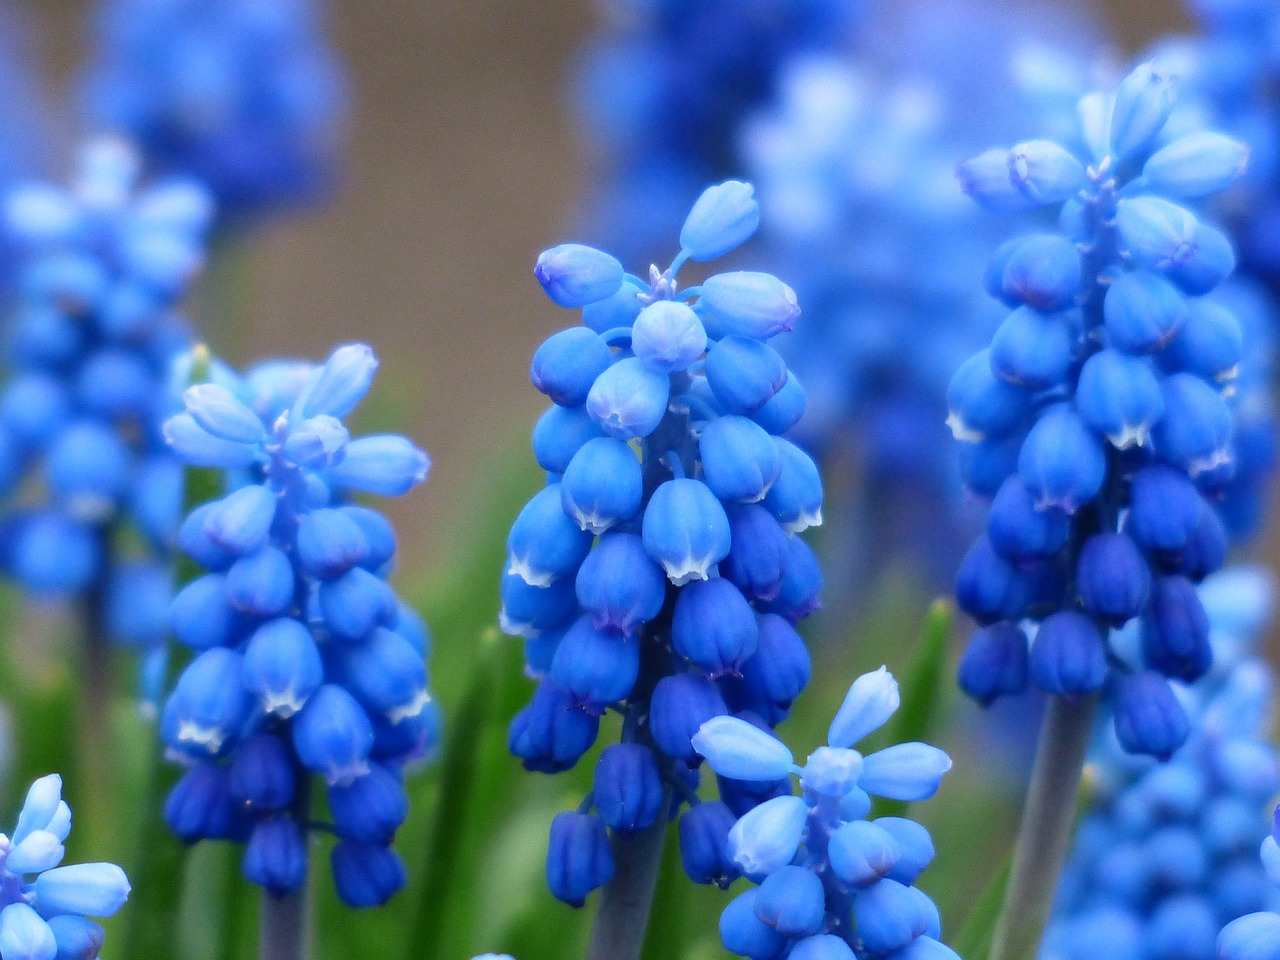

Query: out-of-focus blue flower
[695,667,958,958]
[508,181,825,907]
[1049,568,1280,960]
[950,59,1262,758]
[159,342,435,907]
[83,0,347,220]
[0,774,130,959]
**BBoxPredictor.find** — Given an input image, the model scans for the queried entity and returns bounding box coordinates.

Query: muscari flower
[0,774,131,960]
[158,342,435,907]
[83,0,347,220]
[507,180,824,907]
[693,667,958,959]
[950,59,1255,758]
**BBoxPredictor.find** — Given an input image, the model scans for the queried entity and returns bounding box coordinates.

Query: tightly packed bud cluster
[84,0,346,218]
[506,181,825,906]
[0,139,211,624]
[950,61,1255,757]
[1049,569,1280,960]
[157,343,435,907]
[693,668,958,959]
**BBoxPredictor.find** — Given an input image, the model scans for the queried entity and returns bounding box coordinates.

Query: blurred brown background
[20,0,1196,577]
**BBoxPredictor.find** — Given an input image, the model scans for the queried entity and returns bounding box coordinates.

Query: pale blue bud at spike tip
[1143,132,1248,197]
[679,180,760,262]
[859,744,953,802]
[298,343,378,421]
[630,301,707,373]
[698,272,800,341]
[828,666,900,748]
[1006,140,1086,205]
[693,715,793,782]
[534,244,624,308]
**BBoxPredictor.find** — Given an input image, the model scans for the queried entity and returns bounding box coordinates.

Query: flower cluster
[83,0,346,219]
[0,138,211,625]
[0,774,131,960]
[692,667,957,959]
[506,180,824,906]
[157,343,435,907]
[950,60,1255,757]
[1048,568,1280,960]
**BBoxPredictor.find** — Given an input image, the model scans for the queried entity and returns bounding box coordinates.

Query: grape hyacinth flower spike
[950,59,1254,960]
[508,180,822,960]
[159,342,435,913]
[0,774,131,960]
[693,666,958,959]
[1219,804,1280,960]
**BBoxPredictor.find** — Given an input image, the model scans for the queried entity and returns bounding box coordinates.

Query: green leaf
[952,849,1012,960]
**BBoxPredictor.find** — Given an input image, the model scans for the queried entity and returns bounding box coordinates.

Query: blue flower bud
[1077,533,1150,625]
[958,622,1029,705]
[0,902,56,959]
[828,666,899,748]
[859,743,952,802]
[507,485,593,587]
[573,534,666,636]
[183,383,268,444]
[1104,271,1188,354]
[1218,912,1280,960]
[698,272,800,341]
[679,180,760,261]
[1017,404,1106,513]
[699,416,781,504]
[1115,197,1199,271]
[673,577,758,677]
[318,567,397,642]
[593,743,664,834]
[333,627,428,724]
[496,570,578,640]
[48,915,105,960]
[178,503,237,571]
[642,478,731,585]
[997,234,1082,311]
[531,404,605,475]
[946,350,1031,442]
[161,648,252,759]
[1162,297,1242,384]
[830,820,901,888]
[754,865,824,937]
[958,432,1023,496]
[678,801,739,887]
[328,763,408,844]
[242,819,307,896]
[721,505,788,603]
[164,412,260,468]
[758,534,822,624]
[46,421,130,518]
[296,508,370,580]
[1169,502,1227,581]
[330,841,406,908]
[584,356,670,441]
[1152,372,1232,477]
[165,763,238,842]
[1114,671,1189,759]
[955,536,1034,624]
[33,861,130,919]
[751,371,806,435]
[1007,140,1086,204]
[371,697,441,763]
[76,348,151,418]
[693,715,793,781]
[630,301,707,373]
[874,817,936,884]
[1076,349,1165,449]
[535,244,624,308]
[530,328,614,407]
[228,734,296,812]
[734,614,811,716]
[560,437,643,534]
[853,878,932,954]
[957,148,1036,213]
[582,283,643,333]
[1143,131,1249,197]
[790,935,857,960]
[1029,611,1107,696]
[282,415,350,470]
[1109,62,1177,160]
[326,435,430,496]
[798,745,862,798]
[1127,464,1205,554]
[727,795,807,878]
[761,439,822,533]
[131,455,184,548]
[203,485,277,556]
[225,547,295,618]
[988,476,1070,560]
[705,336,787,416]
[649,673,727,763]
[1146,826,1208,888]
[549,616,639,714]
[1143,576,1212,681]
[508,681,600,773]
[546,811,614,907]
[339,507,396,575]
[720,889,788,959]
[170,574,242,650]
[292,684,374,785]
[243,618,324,717]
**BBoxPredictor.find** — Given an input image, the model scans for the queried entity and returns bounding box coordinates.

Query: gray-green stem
[988,692,1099,960]
[259,886,308,960]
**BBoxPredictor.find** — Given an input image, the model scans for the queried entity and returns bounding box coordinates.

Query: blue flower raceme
[83,0,347,219]
[508,181,824,907]
[693,667,958,958]
[158,343,435,907]
[950,60,1255,757]
[0,139,211,627]
[1048,568,1280,960]
[0,774,131,960]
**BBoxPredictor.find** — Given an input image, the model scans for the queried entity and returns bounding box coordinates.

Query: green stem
[585,788,672,960]
[74,548,115,860]
[988,692,1099,960]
